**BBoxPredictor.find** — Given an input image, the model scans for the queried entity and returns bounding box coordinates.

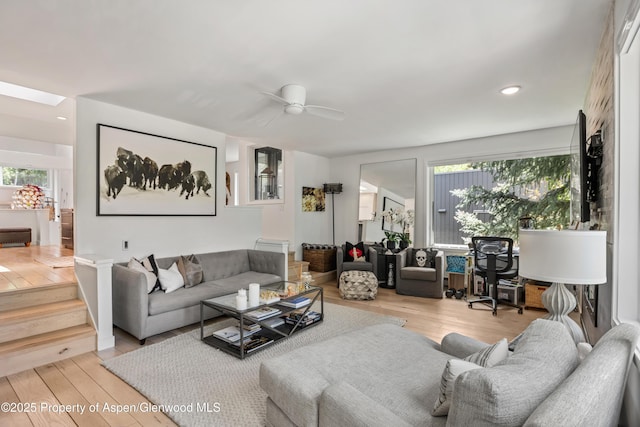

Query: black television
[570,110,589,223]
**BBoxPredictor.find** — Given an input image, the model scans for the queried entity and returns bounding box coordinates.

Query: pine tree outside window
[432,154,570,245]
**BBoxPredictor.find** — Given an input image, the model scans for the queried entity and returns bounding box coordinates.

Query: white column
[74,254,115,350]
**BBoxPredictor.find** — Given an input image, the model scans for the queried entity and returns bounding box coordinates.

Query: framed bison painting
[97,124,217,216]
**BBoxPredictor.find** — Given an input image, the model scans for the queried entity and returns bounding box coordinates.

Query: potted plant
[399,233,412,249]
[383,231,400,250]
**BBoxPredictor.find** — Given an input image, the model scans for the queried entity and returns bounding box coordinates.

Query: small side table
[378,253,398,289]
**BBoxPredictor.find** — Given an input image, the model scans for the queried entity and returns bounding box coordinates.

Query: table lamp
[518,229,606,343]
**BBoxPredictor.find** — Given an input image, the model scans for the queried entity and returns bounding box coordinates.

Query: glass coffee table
[200,281,323,359]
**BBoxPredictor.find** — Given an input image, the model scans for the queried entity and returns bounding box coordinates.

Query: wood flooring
[0,245,548,426]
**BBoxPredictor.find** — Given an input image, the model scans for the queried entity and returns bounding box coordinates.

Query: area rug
[34,255,74,268]
[103,303,405,426]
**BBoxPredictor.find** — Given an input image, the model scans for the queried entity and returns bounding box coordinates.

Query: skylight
[0,81,65,106]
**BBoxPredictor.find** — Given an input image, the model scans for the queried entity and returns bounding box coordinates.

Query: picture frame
[382,197,403,231]
[302,187,325,212]
[97,124,217,216]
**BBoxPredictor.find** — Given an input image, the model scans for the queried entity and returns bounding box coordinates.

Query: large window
[0,166,50,188]
[432,155,571,246]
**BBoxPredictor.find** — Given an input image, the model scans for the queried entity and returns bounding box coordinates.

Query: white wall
[293,151,332,258]
[330,125,573,248]
[75,98,263,262]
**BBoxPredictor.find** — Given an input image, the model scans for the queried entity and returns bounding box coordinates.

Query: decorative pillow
[158,262,185,293]
[412,248,437,268]
[464,338,509,367]
[577,342,593,361]
[128,258,158,294]
[177,254,204,288]
[345,241,366,262]
[139,254,161,292]
[432,359,482,416]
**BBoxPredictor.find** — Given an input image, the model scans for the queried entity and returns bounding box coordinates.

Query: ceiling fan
[261,84,345,121]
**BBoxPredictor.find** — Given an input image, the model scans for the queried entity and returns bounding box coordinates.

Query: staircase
[0,282,96,378]
[287,251,337,283]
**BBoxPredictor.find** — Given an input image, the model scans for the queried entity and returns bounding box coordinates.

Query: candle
[236,294,247,310]
[249,283,260,307]
[238,288,247,297]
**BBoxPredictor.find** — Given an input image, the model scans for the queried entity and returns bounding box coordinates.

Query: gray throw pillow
[177,254,204,288]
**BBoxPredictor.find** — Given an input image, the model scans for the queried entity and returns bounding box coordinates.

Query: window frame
[0,165,52,190]
[426,147,569,250]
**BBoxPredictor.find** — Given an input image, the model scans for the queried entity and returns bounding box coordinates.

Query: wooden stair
[287,251,336,283]
[0,282,96,378]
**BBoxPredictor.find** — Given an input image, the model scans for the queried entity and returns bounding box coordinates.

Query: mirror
[358,159,417,245]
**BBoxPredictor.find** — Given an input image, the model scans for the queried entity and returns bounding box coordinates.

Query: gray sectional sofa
[112,249,284,343]
[260,319,640,427]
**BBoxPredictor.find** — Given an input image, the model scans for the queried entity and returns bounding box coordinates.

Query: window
[432,155,571,246]
[0,166,50,188]
[254,147,282,200]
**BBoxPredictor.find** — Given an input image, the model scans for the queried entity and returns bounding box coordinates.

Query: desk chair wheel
[518,307,523,314]
[455,289,465,299]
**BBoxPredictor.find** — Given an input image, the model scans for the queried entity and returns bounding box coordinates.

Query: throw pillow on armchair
[345,241,366,262]
[411,248,437,268]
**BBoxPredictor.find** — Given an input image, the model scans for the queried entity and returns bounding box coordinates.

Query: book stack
[285,310,321,327]
[232,334,274,353]
[242,322,262,333]
[212,325,260,343]
[245,306,282,321]
[279,296,311,309]
[261,316,285,328]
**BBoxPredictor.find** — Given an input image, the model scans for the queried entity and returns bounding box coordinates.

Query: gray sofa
[112,249,284,343]
[260,319,640,427]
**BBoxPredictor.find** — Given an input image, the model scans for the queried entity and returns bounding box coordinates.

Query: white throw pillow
[158,262,185,293]
[128,258,158,294]
[577,342,593,361]
[464,338,509,367]
[432,359,482,416]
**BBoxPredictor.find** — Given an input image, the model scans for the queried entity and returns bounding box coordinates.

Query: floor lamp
[323,183,343,245]
[518,229,607,343]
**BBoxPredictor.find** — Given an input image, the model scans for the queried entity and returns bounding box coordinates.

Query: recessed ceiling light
[56,116,67,120]
[0,81,65,106]
[500,86,521,95]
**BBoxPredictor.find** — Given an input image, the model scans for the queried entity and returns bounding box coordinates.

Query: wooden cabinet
[61,209,74,249]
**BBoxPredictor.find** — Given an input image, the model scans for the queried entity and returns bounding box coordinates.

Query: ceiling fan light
[500,85,521,95]
[284,104,304,115]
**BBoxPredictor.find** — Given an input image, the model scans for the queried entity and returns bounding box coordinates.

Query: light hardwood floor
[0,245,547,426]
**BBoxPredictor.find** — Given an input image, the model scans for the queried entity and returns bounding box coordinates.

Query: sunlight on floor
[0,265,10,272]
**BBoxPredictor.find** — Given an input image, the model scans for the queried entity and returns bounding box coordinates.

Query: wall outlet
[122,240,129,250]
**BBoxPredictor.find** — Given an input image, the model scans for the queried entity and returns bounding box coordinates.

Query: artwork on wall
[97,124,217,216]
[302,187,325,212]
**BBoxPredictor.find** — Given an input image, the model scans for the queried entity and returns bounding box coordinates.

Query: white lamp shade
[518,230,607,285]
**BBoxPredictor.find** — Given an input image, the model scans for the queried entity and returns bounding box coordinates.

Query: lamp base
[541,282,585,343]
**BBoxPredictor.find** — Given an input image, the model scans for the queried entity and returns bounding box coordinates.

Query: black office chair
[468,236,522,316]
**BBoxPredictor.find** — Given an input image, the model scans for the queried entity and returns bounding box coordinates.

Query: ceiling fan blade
[260,109,284,127]
[260,91,289,105]
[304,105,345,121]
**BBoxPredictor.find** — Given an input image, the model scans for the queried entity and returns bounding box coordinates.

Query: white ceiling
[0,0,611,158]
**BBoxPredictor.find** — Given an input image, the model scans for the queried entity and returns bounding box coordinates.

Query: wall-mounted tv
[570,110,589,223]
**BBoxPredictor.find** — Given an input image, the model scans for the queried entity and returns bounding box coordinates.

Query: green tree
[451,155,570,241]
